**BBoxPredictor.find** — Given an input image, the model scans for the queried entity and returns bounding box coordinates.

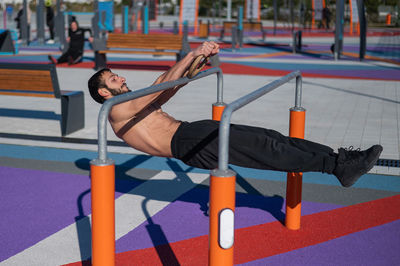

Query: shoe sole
[365,146,383,173]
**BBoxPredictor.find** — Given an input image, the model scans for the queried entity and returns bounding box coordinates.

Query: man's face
[102,71,131,96]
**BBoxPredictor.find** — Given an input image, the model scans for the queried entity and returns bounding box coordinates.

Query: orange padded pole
[285,109,305,230]
[212,103,226,121]
[209,171,236,266]
[91,163,115,266]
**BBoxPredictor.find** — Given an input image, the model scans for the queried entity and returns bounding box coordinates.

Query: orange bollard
[212,103,226,121]
[209,170,236,266]
[285,108,305,230]
[91,161,116,266]
[386,14,391,25]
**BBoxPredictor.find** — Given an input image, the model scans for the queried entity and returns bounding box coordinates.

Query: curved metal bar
[216,69,224,104]
[218,71,302,171]
[97,67,223,162]
[295,74,302,108]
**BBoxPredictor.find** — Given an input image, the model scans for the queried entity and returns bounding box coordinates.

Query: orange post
[91,162,116,266]
[209,170,236,266]
[285,108,305,230]
[212,103,226,121]
[386,14,391,25]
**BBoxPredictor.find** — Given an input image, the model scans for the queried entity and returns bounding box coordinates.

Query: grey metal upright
[20,0,29,45]
[92,0,100,39]
[209,71,303,265]
[334,0,344,60]
[36,0,45,44]
[357,0,366,60]
[55,0,66,46]
[217,71,302,171]
[231,25,237,51]
[289,0,294,31]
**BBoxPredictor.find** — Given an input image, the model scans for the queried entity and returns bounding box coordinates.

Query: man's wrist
[186,51,195,60]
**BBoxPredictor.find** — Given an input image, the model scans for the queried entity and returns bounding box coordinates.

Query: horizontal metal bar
[97,67,223,162]
[218,71,302,171]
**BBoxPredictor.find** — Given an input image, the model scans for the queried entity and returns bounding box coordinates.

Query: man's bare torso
[109,102,181,157]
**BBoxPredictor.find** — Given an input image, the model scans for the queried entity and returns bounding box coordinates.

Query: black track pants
[171,120,337,173]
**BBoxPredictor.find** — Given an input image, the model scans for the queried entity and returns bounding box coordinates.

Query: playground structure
[90,60,304,265]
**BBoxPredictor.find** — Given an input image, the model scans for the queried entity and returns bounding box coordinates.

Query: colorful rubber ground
[0,25,399,265]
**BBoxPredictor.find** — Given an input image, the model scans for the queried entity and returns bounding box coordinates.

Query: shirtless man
[88,41,383,188]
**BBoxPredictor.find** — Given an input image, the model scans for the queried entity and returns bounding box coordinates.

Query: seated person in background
[48,17,92,65]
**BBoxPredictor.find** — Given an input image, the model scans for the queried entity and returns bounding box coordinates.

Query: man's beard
[108,83,132,96]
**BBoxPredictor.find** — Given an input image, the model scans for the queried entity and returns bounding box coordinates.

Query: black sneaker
[333,145,383,187]
[48,55,57,64]
[68,56,74,65]
[70,55,82,65]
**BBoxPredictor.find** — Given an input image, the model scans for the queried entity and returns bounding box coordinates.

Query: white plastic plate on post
[219,208,234,249]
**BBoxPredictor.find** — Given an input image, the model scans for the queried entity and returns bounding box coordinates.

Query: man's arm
[152,41,219,106]
[110,42,219,124]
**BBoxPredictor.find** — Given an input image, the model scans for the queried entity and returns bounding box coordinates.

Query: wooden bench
[0,63,84,136]
[220,21,266,41]
[94,33,188,70]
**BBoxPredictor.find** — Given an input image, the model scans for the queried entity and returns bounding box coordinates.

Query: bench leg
[95,52,107,70]
[61,91,85,136]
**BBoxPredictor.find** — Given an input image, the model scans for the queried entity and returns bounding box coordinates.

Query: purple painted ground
[242,219,400,266]
[0,166,137,262]
[116,188,341,253]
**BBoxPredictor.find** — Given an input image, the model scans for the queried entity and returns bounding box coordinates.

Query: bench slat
[0,91,56,98]
[106,44,182,50]
[0,69,54,92]
[106,33,183,50]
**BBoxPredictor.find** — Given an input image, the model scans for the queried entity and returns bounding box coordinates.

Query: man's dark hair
[88,68,111,104]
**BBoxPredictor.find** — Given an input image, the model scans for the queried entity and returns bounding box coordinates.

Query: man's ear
[98,88,109,98]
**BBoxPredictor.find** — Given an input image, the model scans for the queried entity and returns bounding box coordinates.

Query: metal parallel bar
[218,71,302,171]
[97,67,223,162]
[294,75,302,108]
[216,70,223,103]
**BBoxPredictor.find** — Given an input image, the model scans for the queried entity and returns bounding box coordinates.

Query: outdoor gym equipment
[209,70,304,265]
[90,63,304,265]
[90,65,223,266]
